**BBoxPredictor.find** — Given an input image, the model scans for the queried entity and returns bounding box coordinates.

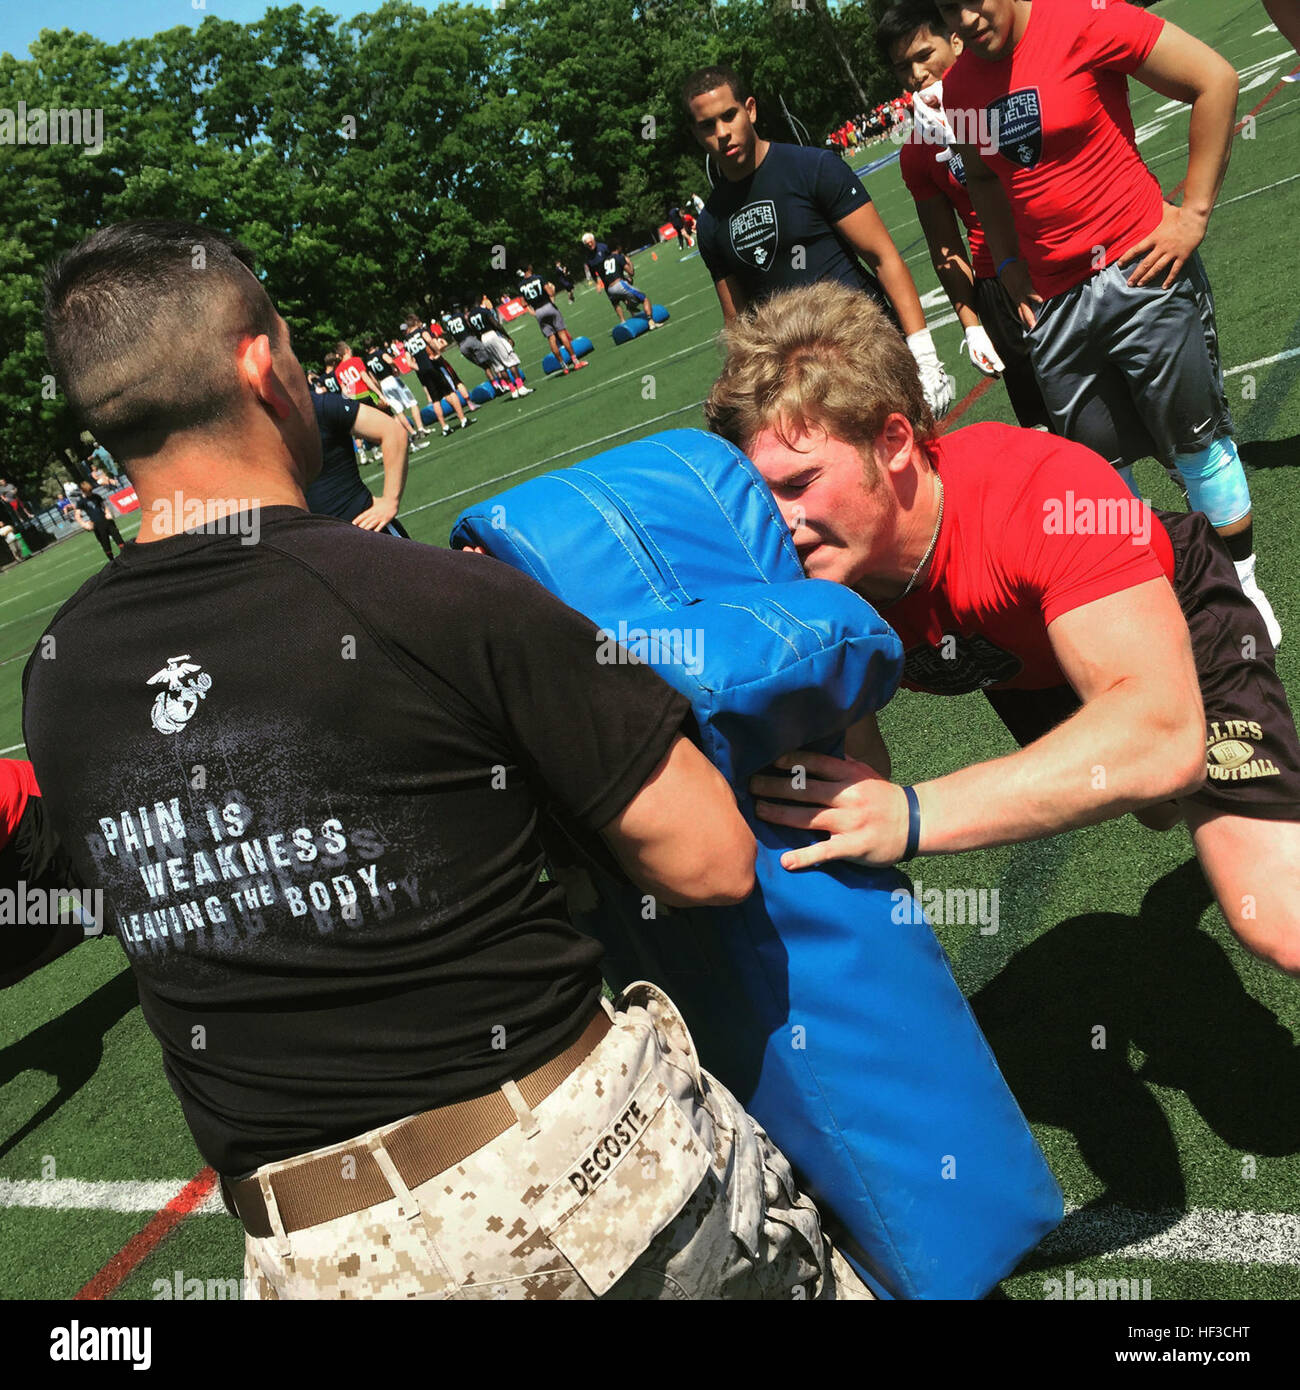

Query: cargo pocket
[534,1069,711,1297]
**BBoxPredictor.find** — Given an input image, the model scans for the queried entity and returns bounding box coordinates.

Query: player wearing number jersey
[402,322,472,434]
[518,265,587,373]
[587,244,660,329]
[365,343,426,440]
[469,300,531,398]
[940,0,1280,645]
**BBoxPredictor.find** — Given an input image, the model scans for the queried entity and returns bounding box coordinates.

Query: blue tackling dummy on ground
[542,336,596,375]
[611,304,670,344]
[451,429,1063,1299]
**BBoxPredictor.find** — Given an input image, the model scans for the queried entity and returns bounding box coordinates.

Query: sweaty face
[688,86,759,175]
[889,26,960,92]
[747,423,900,598]
[937,0,1016,60]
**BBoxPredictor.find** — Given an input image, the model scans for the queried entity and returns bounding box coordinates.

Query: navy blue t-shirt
[467,305,498,336]
[518,275,553,310]
[307,392,367,521]
[583,242,612,284]
[698,142,891,314]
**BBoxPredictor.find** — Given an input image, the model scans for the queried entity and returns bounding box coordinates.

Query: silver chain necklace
[892,474,944,606]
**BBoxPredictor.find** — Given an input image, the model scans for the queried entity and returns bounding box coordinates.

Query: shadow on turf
[1240,434,1300,470]
[972,856,1300,1260]
[0,966,138,1163]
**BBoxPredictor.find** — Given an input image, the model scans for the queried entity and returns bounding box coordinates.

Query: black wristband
[900,785,922,862]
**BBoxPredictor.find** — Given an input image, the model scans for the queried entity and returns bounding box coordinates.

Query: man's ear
[745,95,758,124]
[877,413,917,473]
[237,333,296,421]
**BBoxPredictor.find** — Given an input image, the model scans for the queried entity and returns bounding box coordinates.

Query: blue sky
[0,0,432,60]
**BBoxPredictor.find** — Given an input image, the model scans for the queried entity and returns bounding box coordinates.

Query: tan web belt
[222,1010,612,1239]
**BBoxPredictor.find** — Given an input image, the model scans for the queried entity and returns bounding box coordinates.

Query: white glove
[911,79,956,162]
[962,324,1005,377]
[907,328,956,418]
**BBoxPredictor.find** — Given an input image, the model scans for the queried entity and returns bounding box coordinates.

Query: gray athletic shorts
[536,304,567,338]
[380,376,417,411]
[480,330,520,370]
[1026,250,1234,469]
[459,337,492,370]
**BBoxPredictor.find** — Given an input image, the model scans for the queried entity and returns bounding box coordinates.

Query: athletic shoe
[516,385,534,396]
[573,359,589,369]
[461,415,476,428]
[562,365,571,375]
[442,426,453,437]
[1235,554,1283,649]
[510,390,519,398]
[647,319,659,331]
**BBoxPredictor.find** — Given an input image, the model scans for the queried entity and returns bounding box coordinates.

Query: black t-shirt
[75,491,111,527]
[517,275,552,310]
[307,392,366,520]
[600,252,631,289]
[583,243,612,284]
[365,351,393,381]
[403,329,432,366]
[442,311,474,344]
[21,513,688,1176]
[698,142,887,310]
[467,305,498,336]
[323,371,342,394]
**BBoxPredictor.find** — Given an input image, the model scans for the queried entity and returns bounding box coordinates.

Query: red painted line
[1167,62,1300,201]
[74,1167,218,1301]
[941,375,996,427]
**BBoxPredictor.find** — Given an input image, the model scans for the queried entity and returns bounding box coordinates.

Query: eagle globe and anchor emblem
[148,655,212,735]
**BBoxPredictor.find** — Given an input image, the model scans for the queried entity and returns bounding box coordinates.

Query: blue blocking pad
[543,337,596,373]
[469,383,496,404]
[611,316,648,345]
[451,429,1062,1299]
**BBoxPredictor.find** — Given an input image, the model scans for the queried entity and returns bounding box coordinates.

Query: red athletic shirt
[899,134,994,279]
[943,0,1165,300]
[390,342,416,374]
[0,758,39,851]
[886,424,1173,695]
[335,355,369,397]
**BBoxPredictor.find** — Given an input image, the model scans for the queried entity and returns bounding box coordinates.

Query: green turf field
[2,0,1298,1302]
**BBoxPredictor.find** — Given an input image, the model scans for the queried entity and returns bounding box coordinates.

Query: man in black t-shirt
[682,64,955,417]
[309,389,411,536]
[518,264,588,373]
[364,342,427,442]
[71,478,126,560]
[29,219,869,1301]
[468,299,532,398]
[402,320,475,434]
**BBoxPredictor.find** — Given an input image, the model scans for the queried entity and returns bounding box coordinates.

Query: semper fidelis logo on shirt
[988,88,1043,168]
[729,199,779,271]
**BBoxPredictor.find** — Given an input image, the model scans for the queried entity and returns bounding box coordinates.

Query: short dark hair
[876,1,950,61]
[42,220,278,465]
[681,65,751,111]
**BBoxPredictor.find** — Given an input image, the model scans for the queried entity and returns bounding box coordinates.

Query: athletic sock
[1222,522,1253,565]
[1234,552,1283,649]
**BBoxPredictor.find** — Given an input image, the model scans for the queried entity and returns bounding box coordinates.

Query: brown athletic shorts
[985,509,1300,821]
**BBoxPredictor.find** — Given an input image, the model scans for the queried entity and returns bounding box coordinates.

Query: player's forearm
[963,166,1018,271]
[1180,75,1238,222]
[378,435,409,502]
[912,685,1205,855]
[872,252,927,336]
[931,250,980,329]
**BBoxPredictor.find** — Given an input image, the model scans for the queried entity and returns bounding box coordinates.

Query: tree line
[1,0,898,491]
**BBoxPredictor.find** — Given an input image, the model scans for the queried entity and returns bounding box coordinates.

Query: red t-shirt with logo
[942,0,1165,299]
[899,134,994,279]
[887,423,1174,695]
[335,355,369,397]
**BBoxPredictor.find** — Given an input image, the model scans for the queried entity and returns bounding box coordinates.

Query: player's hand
[352,497,400,532]
[749,750,911,869]
[460,544,487,554]
[962,324,1006,377]
[907,328,956,417]
[1119,201,1204,289]
[999,259,1043,330]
